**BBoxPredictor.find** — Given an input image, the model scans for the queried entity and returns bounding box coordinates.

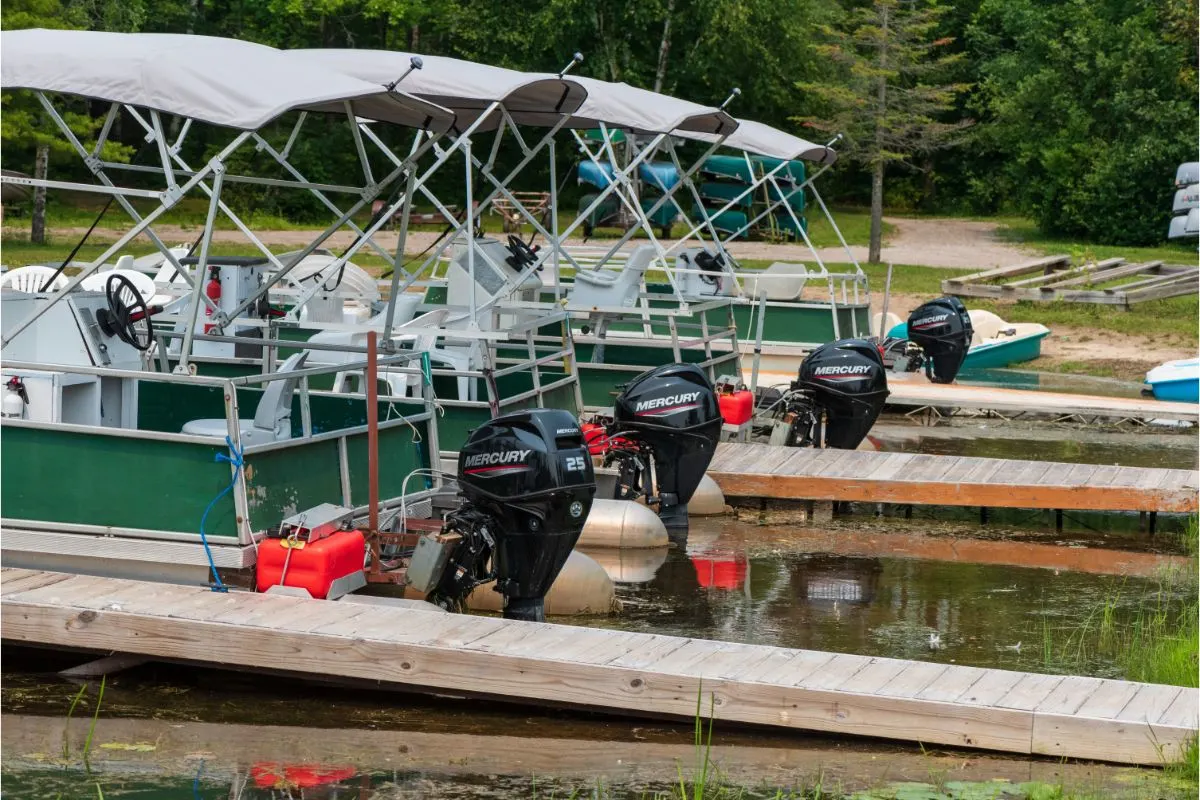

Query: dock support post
[1055,509,1063,531]
[811,501,834,525]
[980,507,989,525]
[1148,511,1158,536]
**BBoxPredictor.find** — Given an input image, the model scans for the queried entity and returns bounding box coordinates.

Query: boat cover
[0,29,456,132]
[681,119,836,165]
[293,49,588,129]
[568,76,736,136]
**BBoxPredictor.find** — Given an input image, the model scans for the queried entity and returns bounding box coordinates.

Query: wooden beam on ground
[1042,261,1160,289]
[707,443,1198,513]
[942,255,1070,290]
[1006,259,1123,289]
[58,653,152,679]
[1,569,1195,765]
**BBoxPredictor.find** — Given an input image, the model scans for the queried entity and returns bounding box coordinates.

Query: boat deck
[2,568,1196,765]
[708,442,1198,513]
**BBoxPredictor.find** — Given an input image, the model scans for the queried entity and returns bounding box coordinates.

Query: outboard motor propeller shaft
[605,364,724,535]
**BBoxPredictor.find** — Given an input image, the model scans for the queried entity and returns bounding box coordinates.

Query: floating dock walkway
[3,568,1196,765]
[756,369,1199,424]
[708,443,1198,514]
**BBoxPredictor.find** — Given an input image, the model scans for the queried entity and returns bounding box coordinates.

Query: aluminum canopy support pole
[346,102,375,189]
[549,138,562,301]
[749,291,767,395]
[464,136,478,327]
[252,133,395,263]
[591,135,728,266]
[33,96,206,310]
[149,111,177,190]
[809,182,863,275]
[176,162,226,372]
[662,139,734,265]
[382,168,419,343]
[1,127,252,348]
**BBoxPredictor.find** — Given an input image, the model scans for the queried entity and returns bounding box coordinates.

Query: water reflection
[869,422,1198,470]
[586,521,1187,678]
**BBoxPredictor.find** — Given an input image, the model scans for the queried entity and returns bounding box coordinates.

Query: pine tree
[795,0,970,263]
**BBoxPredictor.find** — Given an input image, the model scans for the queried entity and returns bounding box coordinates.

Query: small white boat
[1145,358,1200,403]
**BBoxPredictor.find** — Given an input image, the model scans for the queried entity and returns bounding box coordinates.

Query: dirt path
[6,215,1033,269]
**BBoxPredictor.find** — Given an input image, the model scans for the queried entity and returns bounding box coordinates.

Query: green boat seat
[181,351,309,443]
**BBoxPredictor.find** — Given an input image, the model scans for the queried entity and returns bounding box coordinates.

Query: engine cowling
[609,363,723,531]
[795,338,890,450]
[456,408,596,620]
[905,297,973,384]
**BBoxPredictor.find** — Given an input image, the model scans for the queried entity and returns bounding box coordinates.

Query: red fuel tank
[718,390,754,425]
[255,529,365,599]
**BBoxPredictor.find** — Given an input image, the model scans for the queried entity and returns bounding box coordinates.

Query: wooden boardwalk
[3,568,1196,765]
[708,442,1198,513]
[755,368,1199,423]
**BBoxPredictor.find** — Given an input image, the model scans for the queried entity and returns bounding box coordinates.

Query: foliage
[1,0,1196,248]
[966,0,1199,245]
[794,0,970,262]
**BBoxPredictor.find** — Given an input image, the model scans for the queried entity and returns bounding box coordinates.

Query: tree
[967,0,1198,245]
[2,0,141,242]
[795,0,970,263]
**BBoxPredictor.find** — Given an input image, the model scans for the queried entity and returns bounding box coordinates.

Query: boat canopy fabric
[567,76,737,136]
[680,119,837,165]
[0,29,456,132]
[294,49,735,136]
[293,50,588,129]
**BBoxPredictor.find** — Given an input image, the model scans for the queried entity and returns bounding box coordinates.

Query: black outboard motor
[768,338,889,450]
[606,363,723,532]
[904,297,973,384]
[423,409,595,622]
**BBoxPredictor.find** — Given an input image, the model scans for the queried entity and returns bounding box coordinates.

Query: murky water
[956,368,1149,400]
[580,520,1193,681]
[869,422,1199,470]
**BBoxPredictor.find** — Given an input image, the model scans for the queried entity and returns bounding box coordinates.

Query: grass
[993,217,1198,266]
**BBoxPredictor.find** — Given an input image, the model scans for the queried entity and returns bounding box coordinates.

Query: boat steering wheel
[96,273,155,351]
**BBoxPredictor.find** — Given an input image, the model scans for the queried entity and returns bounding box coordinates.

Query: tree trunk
[868,3,889,265]
[409,23,419,51]
[653,0,676,93]
[869,159,884,264]
[31,145,49,245]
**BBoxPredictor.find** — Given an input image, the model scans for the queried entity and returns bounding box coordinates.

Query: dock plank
[707,443,1197,513]
[2,570,1195,766]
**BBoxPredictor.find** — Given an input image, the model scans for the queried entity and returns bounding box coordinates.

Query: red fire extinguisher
[203,266,221,334]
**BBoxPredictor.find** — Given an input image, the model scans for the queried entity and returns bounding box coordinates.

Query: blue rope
[199,435,244,593]
[192,758,206,799]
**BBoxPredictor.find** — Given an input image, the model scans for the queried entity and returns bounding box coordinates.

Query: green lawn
[992,216,1198,265]
[8,189,887,250]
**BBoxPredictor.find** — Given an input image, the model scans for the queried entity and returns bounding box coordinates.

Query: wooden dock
[708,442,1198,513]
[3,568,1196,765]
[756,369,1199,424]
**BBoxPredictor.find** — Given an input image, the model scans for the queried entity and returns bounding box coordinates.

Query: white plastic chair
[1,265,68,293]
[80,269,156,302]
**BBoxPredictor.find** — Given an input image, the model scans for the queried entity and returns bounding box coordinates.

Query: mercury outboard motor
[413,409,595,622]
[763,338,888,450]
[606,363,723,532]
[904,297,973,384]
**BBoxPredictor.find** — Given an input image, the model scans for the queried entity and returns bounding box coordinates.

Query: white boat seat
[1,265,68,293]
[80,269,157,302]
[741,262,808,300]
[966,309,1006,345]
[181,351,309,444]
[568,245,656,311]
